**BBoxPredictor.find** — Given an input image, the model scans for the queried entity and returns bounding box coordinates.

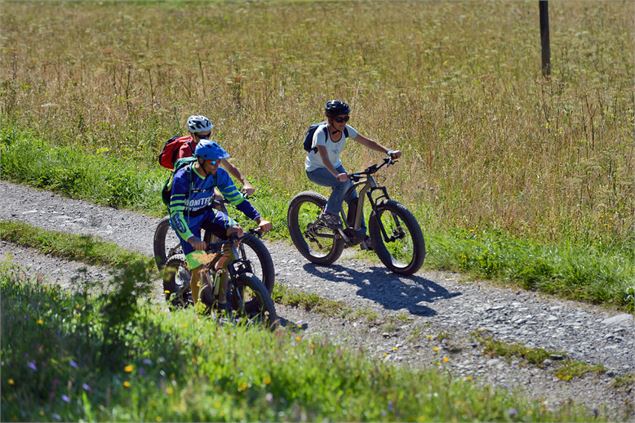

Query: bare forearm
[221,159,247,184]
[356,135,390,154]
[317,147,338,176]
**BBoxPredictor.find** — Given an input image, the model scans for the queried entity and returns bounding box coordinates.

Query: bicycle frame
[198,233,254,308]
[337,158,395,246]
[204,234,254,279]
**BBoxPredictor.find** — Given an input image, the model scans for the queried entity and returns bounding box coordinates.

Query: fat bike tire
[369,200,426,275]
[287,191,345,265]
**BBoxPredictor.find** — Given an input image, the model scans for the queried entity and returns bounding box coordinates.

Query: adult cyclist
[176,115,256,196]
[169,139,272,307]
[305,100,401,248]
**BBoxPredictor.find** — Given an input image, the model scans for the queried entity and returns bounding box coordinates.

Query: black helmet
[325,99,350,117]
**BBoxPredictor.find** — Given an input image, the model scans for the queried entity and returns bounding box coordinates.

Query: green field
[2,0,632,246]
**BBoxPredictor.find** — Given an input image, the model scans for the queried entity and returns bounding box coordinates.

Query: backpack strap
[316,126,328,152]
[312,124,350,153]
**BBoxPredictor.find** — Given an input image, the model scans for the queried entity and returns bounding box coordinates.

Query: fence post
[539,0,551,77]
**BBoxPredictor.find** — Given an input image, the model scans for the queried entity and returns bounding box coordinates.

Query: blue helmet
[194,140,230,161]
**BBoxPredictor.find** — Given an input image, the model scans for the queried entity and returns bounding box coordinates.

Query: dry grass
[1,0,633,247]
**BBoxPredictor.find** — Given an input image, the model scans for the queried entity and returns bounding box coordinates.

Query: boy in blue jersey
[169,139,272,306]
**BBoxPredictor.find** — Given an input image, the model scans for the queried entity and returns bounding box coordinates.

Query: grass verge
[2,132,634,311]
[473,331,607,382]
[0,220,148,268]
[1,265,598,422]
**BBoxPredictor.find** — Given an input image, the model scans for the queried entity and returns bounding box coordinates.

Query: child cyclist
[305,100,401,248]
[176,115,255,196]
[169,139,271,307]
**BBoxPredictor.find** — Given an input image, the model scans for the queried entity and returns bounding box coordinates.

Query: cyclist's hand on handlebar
[335,172,349,182]
[256,219,273,234]
[241,182,256,197]
[188,236,207,251]
[387,150,401,159]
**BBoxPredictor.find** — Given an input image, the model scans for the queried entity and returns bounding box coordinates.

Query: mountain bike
[153,195,275,294]
[287,156,425,275]
[162,229,278,328]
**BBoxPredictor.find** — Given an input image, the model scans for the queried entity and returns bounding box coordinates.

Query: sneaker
[360,236,373,251]
[317,212,342,230]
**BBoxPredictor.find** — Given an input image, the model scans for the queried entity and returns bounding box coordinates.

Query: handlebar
[348,156,397,182]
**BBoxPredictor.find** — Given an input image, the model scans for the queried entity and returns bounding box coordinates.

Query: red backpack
[158,135,194,170]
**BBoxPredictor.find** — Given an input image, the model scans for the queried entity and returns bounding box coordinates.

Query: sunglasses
[207,159,219,166]
[333,116,350,123]
[196,132,211,138]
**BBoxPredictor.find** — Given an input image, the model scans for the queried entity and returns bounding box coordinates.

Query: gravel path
[1,181,633,419]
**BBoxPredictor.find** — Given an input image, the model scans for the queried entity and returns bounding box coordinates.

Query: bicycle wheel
[153,216,183,270]
[369,200,426,275]
[162,254,193,308]
[227,274,278,328]
[287,191,344,265]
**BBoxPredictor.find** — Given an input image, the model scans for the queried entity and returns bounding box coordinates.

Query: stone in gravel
[601,314,633,326]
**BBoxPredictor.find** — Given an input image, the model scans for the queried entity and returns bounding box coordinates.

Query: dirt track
[1,180,633,419]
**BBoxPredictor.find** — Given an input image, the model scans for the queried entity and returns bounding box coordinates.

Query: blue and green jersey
[169,163,259,241]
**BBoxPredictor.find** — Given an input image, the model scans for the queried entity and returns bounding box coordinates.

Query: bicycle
[162,229,278,328]
[287,156,426,275]
[153,195,275,295]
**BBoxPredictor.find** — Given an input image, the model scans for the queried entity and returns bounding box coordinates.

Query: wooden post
[539,0,551,77]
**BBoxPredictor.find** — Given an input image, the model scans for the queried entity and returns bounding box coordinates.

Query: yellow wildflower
[8,378,15,386]
[295,336,302,342]
[165,386,174,395]
[124,364,134,373]
[36,319,44,325]
[123,381,131,388]
[263,376,271,385]
[432,346,440,353]
[442,356,449,363]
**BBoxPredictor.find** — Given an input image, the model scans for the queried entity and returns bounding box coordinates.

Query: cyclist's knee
[225,226,243,237]
[334,179,352,191]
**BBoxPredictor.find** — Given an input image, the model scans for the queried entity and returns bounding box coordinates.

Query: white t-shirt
[305,123,359,172]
